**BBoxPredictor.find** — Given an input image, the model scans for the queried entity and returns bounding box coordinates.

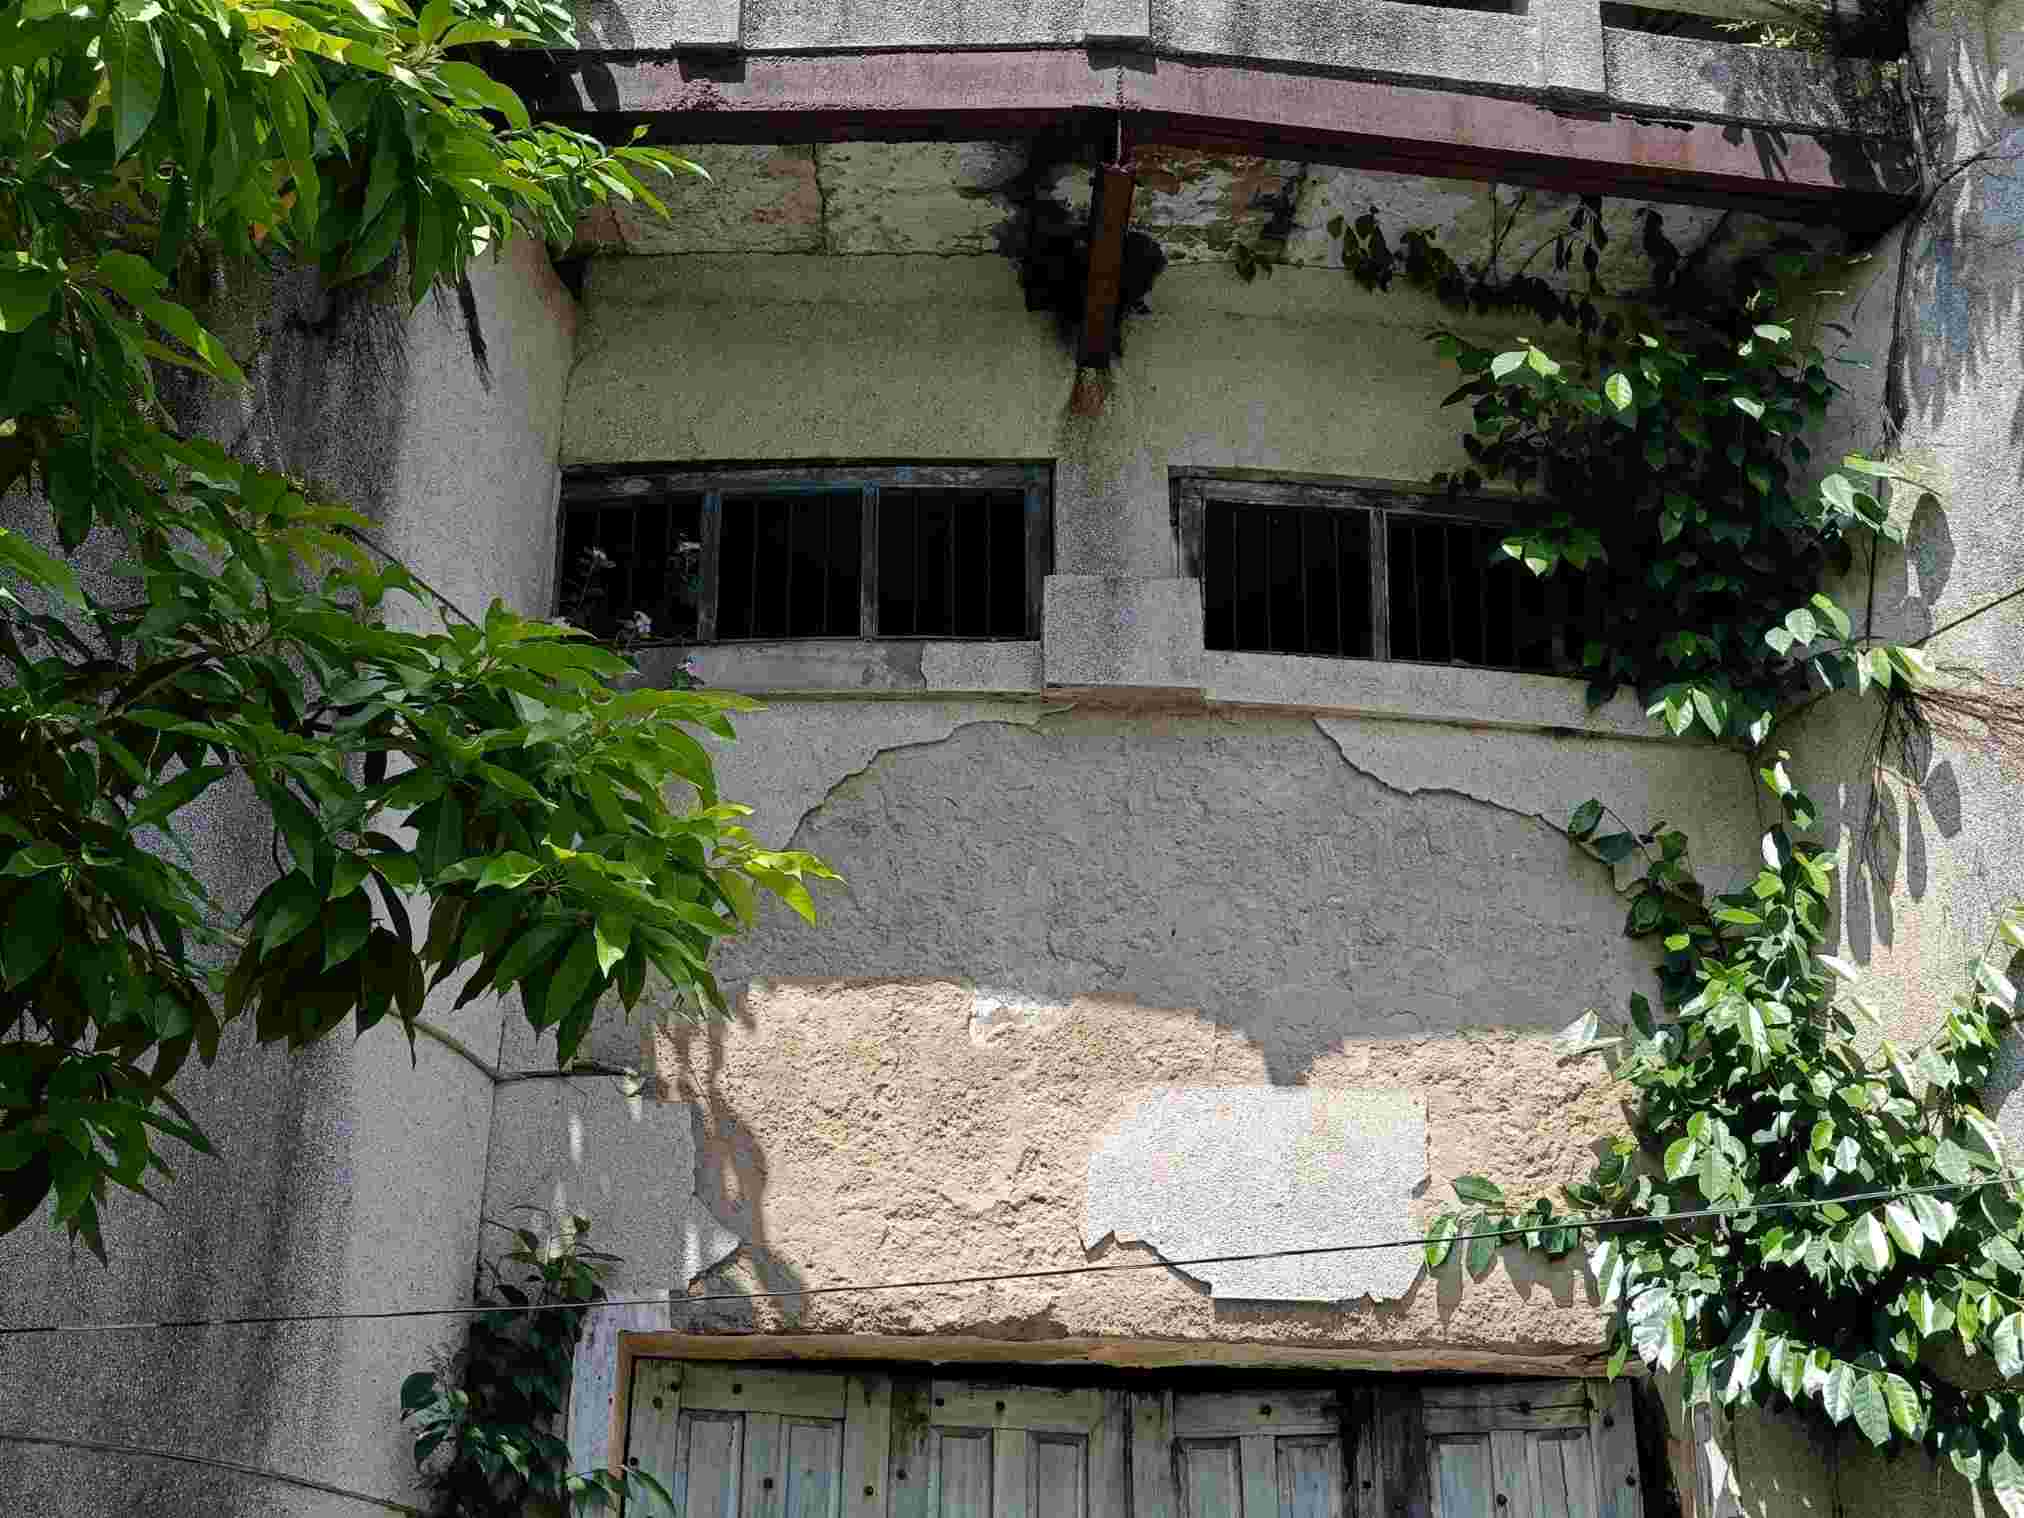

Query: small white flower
[681,655,700,674]
[586,547,614,569]
[627,610,653,637]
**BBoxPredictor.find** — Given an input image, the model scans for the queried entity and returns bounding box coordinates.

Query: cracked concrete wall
[0,240,575,1517]
[500,699,1763,1379]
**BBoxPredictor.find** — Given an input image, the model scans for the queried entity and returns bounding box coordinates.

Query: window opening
[558,465,1051,646]
[1178,474,1590,675]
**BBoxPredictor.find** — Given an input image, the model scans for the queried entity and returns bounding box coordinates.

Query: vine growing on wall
[1425,775,2024,1512]
[1331,196,1935,750]
[400,1214,669,1515]
[1345,194,2024,1511]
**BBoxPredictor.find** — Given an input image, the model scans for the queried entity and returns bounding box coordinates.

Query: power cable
[3,1172,2015,1339]
[0,1430,424,1515]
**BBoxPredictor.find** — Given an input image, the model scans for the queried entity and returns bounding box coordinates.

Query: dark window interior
[558,467,1048,645]
[1188,480,1591,675]
[717,490,861,640]
[558,493,704,644]
[877,487,1029,639]
[1204,499,1374,658]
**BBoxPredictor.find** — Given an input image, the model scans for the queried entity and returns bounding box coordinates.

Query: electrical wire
[0,1430,424,1515]
[4,1172,2016,1340]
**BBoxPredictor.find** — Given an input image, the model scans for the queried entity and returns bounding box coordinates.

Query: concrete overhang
[531,44,1919,230]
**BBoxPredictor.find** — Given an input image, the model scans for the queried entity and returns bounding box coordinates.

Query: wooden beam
[538,48,1918,226]
[1078,161,1137,367]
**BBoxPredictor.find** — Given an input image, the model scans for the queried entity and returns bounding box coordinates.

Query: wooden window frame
[1172,470,1584,674]
[559,463,1054,644]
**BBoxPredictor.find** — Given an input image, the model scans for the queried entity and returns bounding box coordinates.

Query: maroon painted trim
[541,48,1918,224]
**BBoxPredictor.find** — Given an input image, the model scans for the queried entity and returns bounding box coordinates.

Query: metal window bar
[1182,475,1579,677]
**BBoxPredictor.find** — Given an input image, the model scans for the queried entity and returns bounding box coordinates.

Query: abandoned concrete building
[6,0,2024,1513]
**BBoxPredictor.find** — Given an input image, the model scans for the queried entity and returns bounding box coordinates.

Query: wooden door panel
[1176,1438,1243,1518]
[1275,1435,1344,1518]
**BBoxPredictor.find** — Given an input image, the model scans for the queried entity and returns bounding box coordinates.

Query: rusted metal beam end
[1078,162,1138,369]
[539,49,1920,227]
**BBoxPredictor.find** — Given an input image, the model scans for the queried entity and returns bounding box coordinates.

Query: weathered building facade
[4,0,2023,1514]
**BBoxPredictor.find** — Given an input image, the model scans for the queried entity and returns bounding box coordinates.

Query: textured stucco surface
[0,240,576,1516]
[1084,1087,1427,1302]
[1043,574,1207,689]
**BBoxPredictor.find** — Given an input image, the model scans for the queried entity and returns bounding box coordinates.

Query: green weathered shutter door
[1421,1381,1639,1518]
[885,1377,1129,1518]
[625,1362,892,1518]
[1134,1387,1349,1518]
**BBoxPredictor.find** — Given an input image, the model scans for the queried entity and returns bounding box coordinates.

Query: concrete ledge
[1603,27,1906,137]
[1202,649,1666,739]
[741,0,1089,50]
[635,640,1045,695]
[1082,0,1152,45]
[1153,0,1545,93]
[573,0,737,49]
[1043,575,1205,690]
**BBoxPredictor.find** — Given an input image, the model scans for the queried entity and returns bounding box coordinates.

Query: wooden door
[885,1376,1129,1518]
[1422,1381,1640,1518]
[624,1364,1126,1518]
[1130,1387,1350,1518]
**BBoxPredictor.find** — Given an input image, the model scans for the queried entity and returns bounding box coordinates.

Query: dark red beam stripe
[539,48,1918,226]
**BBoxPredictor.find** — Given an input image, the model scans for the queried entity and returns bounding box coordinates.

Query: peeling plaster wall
[0,240,576,1517]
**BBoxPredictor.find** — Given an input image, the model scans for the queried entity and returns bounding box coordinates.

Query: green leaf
[1995,1312,2024,1378]
[1490,350,1527,379]
[1733,395,1765,420]
[1593,833,1637,865]
[1425,1211,1458,1270]
[1851,1372,1890,1446]
[478,852,542,891]
[0,258,61,333]
[1810,593,1853,640]
[0,528,85,607]
[1605,372,1634,410]
[105,14,166,159]
[1846,1212,1891,1272]
[1568,799,1603,839]
[432,61,531,131]
[128,764,229,833]
[258,872,322,957]
[1451,1174,1505,1206]
[1883,1200,1924,1258]
[1465,1213,1498,1277]
[1993,1444,2024,1518]
[1821,1362,1856,1424]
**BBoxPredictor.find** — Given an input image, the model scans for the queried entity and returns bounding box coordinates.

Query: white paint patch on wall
[1084,1086,1427,1302]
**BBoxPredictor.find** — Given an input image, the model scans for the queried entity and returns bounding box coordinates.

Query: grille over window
[558,466,1050,646]
[1178,475,1590,674]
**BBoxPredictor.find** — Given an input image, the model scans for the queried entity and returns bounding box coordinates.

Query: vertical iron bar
[1410,521,1425,658]
[860,485,880,638]
[1228,500,1240,649]
[911,491,924,636]
[697,492,721,643]
[1263,509,1276,652]
[946,491,957,639]
[747,497,761,637]
[661,491,676,640]
[1332,510,1345,657]
[1476,525,1491,667]
[1441,523,1455,660]
[1369,510,1387,661]
[983,491,996,637]
[625,500,640,628]
[1024,479,1049,639]
[782,497,799,639]
[1299,509,1313,654]
[821,489,833,634]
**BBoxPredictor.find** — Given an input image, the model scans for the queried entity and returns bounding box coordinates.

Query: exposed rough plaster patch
[1085,1086,1428,1302]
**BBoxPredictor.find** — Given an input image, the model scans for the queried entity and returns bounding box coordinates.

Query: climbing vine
[1333,197,1933,748]
[400,1214,671,1515]
[1349,196,2024,1509]
[1426,773,2024,1511]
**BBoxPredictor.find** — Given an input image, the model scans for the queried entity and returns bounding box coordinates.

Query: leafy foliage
[0,0,827,1259]
[1428,768,2024,1513]
[401,1214,672,1515]
[1330,200,1935,747]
